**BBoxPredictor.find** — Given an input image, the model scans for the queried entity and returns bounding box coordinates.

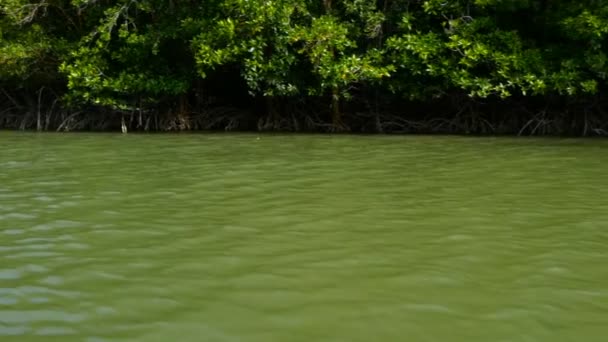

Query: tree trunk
[331,86,343,130]
[266,96,279,130]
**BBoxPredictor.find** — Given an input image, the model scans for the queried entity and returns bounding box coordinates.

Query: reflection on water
[1,132,608,341]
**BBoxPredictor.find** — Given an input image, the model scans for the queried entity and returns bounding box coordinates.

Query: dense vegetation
[1,0,608,134]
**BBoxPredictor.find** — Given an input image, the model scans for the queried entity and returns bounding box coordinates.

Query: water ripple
[0,133,607,341]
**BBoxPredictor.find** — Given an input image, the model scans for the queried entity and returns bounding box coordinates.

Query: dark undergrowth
[2,88,608,136]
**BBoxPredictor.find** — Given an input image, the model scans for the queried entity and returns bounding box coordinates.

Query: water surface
[1,132,608,341]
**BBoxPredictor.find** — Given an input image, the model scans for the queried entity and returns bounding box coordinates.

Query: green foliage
[1,0,608,118]
[192,0,302,96]
[57,1,193,107]
[0,25,50,80]
[0,0,64,87]
[292,15,392,98]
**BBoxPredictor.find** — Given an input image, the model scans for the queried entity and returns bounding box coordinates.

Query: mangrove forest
[2,0,608,134]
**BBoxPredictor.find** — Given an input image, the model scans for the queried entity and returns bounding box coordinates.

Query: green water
[1,132,608,341]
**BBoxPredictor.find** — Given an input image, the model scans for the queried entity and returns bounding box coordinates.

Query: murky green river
[1,132,608,341]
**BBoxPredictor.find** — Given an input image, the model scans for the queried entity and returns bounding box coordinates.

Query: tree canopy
[1,0,608,134]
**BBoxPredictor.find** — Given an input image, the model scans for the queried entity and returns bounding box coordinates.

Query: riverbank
[4,0,608,138]
[2,97,608,136]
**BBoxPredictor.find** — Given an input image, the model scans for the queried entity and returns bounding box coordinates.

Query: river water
[1,132,607,341]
